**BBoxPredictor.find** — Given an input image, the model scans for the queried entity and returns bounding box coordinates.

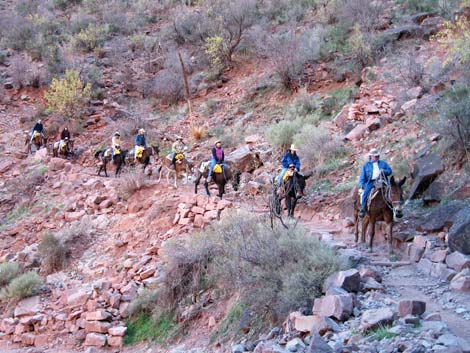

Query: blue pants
[277,167,288,186]
[208,159,223,177]
[361,182,375,209]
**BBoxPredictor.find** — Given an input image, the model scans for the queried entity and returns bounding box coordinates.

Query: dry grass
[0,262,22,286]
[0,271,42,301]
[38,233,69,274]
[119,171,147,201]
[191,125,207,141]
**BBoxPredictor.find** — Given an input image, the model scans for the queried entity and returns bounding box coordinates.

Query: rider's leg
[171,153,176,168]
[207,159,217,182]
[359,182,374,217]
[277,167,287,187]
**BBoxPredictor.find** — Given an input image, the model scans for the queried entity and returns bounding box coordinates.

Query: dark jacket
[211,147,224,163]
[61,129,70,140]
[359,160,392,187]
[281,151,300,171]
[32,122,44,134]
[135,134,146,147]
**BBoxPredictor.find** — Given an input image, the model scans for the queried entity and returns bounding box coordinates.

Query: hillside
[0,0,469,352]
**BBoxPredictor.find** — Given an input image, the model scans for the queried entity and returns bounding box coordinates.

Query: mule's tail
[94,149,104,159]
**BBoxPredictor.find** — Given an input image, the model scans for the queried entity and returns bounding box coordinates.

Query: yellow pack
[114,148,121,155]
[33,131,40,138]
[136,146,144,158]
[213,164,222,174]
[283,170,294,181]
[176,153,184,160]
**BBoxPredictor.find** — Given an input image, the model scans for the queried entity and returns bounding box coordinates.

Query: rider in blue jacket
[278,144,301,186]
[134,128,147,159]
[359,148,392,217]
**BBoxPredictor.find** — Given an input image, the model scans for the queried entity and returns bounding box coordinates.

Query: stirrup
[359,209,366,218]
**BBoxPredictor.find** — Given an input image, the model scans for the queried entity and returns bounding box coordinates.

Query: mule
[273,171,310,219]
[52,139,74,158]
[157,154,193,188]
[194,162,240,198]
[94,148,129,177]
[25,133,46,154]
[353,175,406,254]
[130,145,160,173]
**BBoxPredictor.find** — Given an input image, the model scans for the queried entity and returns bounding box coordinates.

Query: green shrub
[52,0,82,10]
[0,271,42,301]
[124,311,179,345]
[293,123,348,173]
[73,24,110,52]
[266,119,302,151]
[38,233,69,274]
[119,171,148,201]
[0,262,22,286]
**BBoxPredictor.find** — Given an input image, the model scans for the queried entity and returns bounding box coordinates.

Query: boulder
[423,181,445,205]
[292,315,317,333]
[254,341,289,353]
[323,269,361,293]
[108,336,123,347]
[409,153,444,199]
[431,249,448,263]
[448,207,470,255]
[306,333,333,353]
[360,308,395,332]
[381,25,425,44]
[401,99,417,113]
[418,201,467,232]
[362,277,384,291]
[344,124,368,142]
[408,245,425,262]
[431,263,457,281]
[85,321,111,333]
[49,157,66,171]
[226,145,262,173]
[84,333,107,347]
[446,252,470,271]
[310,316,341,335]
[85,310,112,321]
[450,269,470,292]
[14,296,41,317]
[286,338,306,352]
[312,294,353,321]
[398,300,426,317]
[407,86,423,99]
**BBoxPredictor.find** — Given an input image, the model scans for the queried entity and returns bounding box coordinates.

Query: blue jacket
[359,160,392,187]
[135,134,146,147]
[281,151,300,171]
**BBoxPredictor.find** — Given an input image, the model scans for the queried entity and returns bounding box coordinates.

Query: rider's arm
[380,161,392,176]
[359,164,367,188]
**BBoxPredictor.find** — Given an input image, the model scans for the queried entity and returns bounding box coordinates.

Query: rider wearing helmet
[358,148,392,218]
[207,140,224,183]
[171,136,186,169]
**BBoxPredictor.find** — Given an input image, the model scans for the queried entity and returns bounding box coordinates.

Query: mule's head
[293,172,310,197]
[389,176,406,218]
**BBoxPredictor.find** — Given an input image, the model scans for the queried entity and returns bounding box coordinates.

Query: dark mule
[273,171,310,219]
[94,148,129,177]
[353,175,406,254]
[25,133,46,154]
[194,162,240,198]
[52,139,74,158]
[133,145,160,173]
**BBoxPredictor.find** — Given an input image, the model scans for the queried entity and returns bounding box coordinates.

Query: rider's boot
[359,207,366,218]
[207,175,212,183]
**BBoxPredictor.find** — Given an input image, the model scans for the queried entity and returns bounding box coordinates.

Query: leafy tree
[44,69,91,120]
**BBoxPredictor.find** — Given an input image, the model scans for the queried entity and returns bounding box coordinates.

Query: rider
[59,127,71,152]
[207,140,224,183]
[278,144,301,187]
[134,128,147,160]
[170,136,186,169]
[112,131,121,160]
[30,119,45,142]
[358,148,393,218]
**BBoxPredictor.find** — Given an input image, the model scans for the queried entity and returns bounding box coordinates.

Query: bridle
[376,171,403,219]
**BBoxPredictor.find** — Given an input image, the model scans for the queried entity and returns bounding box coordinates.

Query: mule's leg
[354,208,359,243]
[361,216,369,244]
[204,181,210,196]
[368,217,376,252]
[194,173,201,194]
[285,196,292,217]
[387,222,394,255]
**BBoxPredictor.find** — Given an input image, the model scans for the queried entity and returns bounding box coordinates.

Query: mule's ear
[304,173,313,180]
[399,176,407,186]
[390,175,395,184]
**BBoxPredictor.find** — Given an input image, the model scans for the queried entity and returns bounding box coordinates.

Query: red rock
[450,269,470,292]
[65,210,86,222]
[108,326,127,336]
[365,118,381,132]
[413,235,427,249]
[0,160,13,173]
[398,300,426,317]
[108,335,123,347]
[196,194,209,207]
[85,321,111,333]
[203,210,219,221]
[140,268,155,280]
[217,199,232,210]
[191,206,205,215]
[431,249,448,263]
[128,203,143,213]
[194,214,205,228]
[333,106,349,129]
[85,310,112,321]
[84,333,107,347]
[312,294,353,321]
[65,289,89,308]
[401,99,417,113]
[431,263,457,281]
[49,157,66,171]
[34,334,49,346]
[344,124,368,142]
[14,296,41,317]
[0,318,17,334]
[14,324,27,335]
[21,332,35,345]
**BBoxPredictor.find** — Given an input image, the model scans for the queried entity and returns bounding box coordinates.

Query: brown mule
[353,176,406,254]
[157,155,193,188]
[25,133,46,154]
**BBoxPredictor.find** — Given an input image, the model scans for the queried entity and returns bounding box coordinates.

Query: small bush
[38,233,69,274]
[266,119,302,151]
[119,172,147,201]
[191,125,207,141]
[0,262,22,286]
[347,24,374,71]
[293,124,347,173]
[0,16,34,51]
[437,84,470,163]
[125,311,179,345]
[7,56,31,89]
[0,271,42,301]
[44,69,91,121]
[73,24,110,52]
[52,0,82,11]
